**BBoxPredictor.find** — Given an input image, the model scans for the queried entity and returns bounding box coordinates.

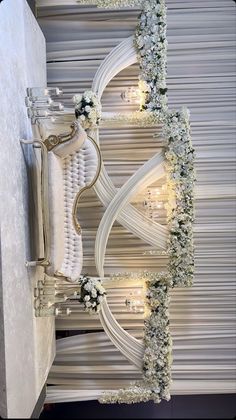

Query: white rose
[84,295,90,301]
[89,109,96,120]
[73,94,82,104]
[96,283,103,292]
[85,301,92,308]
[91,288,97,298]
[84,282,92,292]
[85,105,91,113]
[85,90,93,98]
[160,82,166,90]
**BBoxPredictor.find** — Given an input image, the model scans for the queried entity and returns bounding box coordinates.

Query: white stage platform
[0,1,55,418]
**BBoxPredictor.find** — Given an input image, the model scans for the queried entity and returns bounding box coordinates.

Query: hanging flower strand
[135,0,168,115]
[164,108,195,287]
[77,0,142,7]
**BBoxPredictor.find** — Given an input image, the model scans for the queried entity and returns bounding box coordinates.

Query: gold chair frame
[21,123,101,273]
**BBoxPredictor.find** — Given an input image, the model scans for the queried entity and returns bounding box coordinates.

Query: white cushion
[46,153,65,277]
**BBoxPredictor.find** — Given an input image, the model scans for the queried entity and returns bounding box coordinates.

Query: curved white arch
[92,37,137,101]
[94,161,167,249]
[99,299,144,369]
[95,151,165,277]
[90,36,168,249]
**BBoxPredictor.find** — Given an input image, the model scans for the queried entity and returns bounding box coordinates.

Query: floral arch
[32,0,195,405]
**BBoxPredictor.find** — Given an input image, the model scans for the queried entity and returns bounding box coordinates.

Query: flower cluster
[78,276,106,314]
[73,90,101,129]
[163,108,195,287]
[77,0,142,8]
[99,271,172,404]
[135,0,168,115]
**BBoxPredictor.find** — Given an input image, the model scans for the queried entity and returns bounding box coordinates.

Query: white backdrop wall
[37,0,236,397]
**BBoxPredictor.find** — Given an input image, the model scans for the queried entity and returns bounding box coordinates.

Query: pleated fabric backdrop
[37,0,236,399]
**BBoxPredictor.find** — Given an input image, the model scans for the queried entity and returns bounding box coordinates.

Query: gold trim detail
[72,135,102,235]
[43,122,77,151]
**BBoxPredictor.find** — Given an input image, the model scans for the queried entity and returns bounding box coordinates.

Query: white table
[0,0,55,417]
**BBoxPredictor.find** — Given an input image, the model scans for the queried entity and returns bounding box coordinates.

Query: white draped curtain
[37,0,236,401]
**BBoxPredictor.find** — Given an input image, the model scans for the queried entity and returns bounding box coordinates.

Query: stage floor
[0,1,55,418]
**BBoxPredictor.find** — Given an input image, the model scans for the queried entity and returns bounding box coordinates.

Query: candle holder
[125,290,144,313]
[25,86,64,124]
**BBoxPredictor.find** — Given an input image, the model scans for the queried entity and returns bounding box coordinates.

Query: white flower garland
[142,272,172,402]
[99,271,172,404]
[99,385,152,404]
[135,0,168,115]
[163,108,195,287]
[101,110,159,127]
[78,276,106,314]
[77,0,142,8]
[73,90,101,129]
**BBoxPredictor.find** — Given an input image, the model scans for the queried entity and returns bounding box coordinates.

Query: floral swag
[164,109,195,287]
[74,0,195,288]
[135,0,168,115]
[73,0,195,404]
[100,272,172,404]
[77,0,142,7]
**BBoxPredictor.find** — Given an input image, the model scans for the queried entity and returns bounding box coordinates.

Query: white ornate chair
[22,120,101,283]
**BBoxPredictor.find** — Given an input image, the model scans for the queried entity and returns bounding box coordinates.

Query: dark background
[40,394,236,419]
[27,0,36,15]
